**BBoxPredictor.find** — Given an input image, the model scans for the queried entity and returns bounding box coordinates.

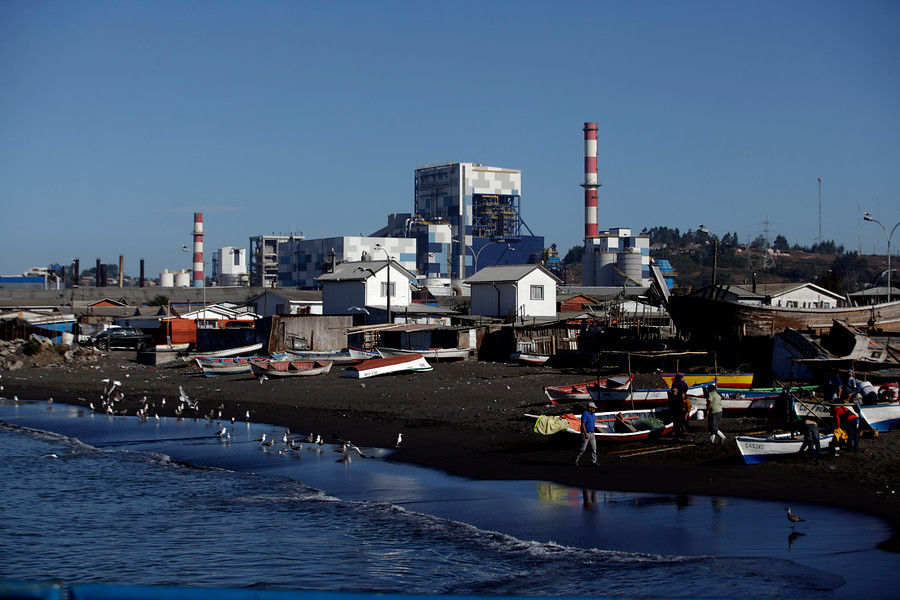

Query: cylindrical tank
[174,270,191,287]
[159,270,174,287]
[618,252,643,284]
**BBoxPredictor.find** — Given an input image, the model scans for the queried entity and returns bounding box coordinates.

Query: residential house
[316,260,415,321]
[465,265,561,319]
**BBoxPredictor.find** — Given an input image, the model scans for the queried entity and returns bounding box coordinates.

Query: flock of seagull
[64,376,404,465]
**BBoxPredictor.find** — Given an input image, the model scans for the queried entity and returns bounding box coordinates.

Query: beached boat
[377,347,471,362]
[588,380,712,409]
[529,407,692,442]
[287,349,358,364]
[151,342,192,353]
[197,353,288,377]
[660,372,754,390]
[735,430,834,465]
[686,388,794,412]
[511,352,550,366]
[668,294,900,338]
[544,376,633,402]
[250,360,333,378]
[343,353,433,379]
[181,343,264,365]
[857,403,900,432]
[347,346,382,361]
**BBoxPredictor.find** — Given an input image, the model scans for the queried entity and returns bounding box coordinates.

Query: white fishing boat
[511,352,550,366]
[377,347,471,362]
[857,403,900,432]
[589,381,712,409]
[343,353,433,379]
[543,376,633,402]
[287,349,357,364]
[529,406,691,442]
[197,353,288,377]
[249,360,333,378]
[181,343,265,365]
[347,346,382,361]
[735,430,834,465]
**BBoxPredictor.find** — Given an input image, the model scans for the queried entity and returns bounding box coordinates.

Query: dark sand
[3,351,898,552]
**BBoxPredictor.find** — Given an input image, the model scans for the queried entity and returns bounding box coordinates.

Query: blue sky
[2,0,898,278]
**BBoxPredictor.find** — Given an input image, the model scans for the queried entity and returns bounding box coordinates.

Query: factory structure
[143,123,650,292]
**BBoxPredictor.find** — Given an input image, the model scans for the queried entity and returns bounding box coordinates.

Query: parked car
[88,327,154,351]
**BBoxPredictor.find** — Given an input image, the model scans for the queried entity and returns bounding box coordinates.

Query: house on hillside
[465,265,561,320]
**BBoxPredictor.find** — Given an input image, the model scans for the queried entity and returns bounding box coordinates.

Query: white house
[246,290,324,318]
[465,265,561,319]
[316,260,416,319]
[721,282,845,308]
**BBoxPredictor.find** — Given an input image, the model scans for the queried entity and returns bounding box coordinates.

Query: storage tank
[159,270,174,288]
[618,251,644,285]
[174,270,191,287]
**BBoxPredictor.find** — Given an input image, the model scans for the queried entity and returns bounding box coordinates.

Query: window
[381,282,395,298]
[530,285,544,301]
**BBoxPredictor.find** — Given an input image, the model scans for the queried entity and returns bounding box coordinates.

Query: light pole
[183,246,207,326]
[373,244,391,324]
[454,238,514,275]
[698,225,718,287]
[863,212,899,302]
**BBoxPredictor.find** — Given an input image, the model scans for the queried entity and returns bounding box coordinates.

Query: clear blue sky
[2,0,898,278]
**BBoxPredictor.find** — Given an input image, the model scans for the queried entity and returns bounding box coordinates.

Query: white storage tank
[174,270,191,287]
[618,251,644,285]
[159,270,174,287]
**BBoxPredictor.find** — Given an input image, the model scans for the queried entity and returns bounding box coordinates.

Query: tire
[136,341,147,352]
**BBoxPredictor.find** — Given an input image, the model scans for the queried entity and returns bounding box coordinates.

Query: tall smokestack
[96,258,102,287]
[582,122,600,241]
[73,259,80,287]
[140,259,145,288]
[118,255,124,288]
[192,212,204,288]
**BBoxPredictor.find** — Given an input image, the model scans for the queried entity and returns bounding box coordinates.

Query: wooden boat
[529,407,694,442]
[196,353,288,377]
[287,349,358,364]
[377,347,471,362]
[687,388,794,412]
[511,352,551,366]
[660,372,754,390]
[250,360,333,378]
[181,343,264,365]
[343,353,433,379]
[588,380,712,409]
[347,346,382,361]
[735,430,834,465]
[543,376,633,403]
[857,403,900,432]
[150,342,191,353]
[668,294,900,338]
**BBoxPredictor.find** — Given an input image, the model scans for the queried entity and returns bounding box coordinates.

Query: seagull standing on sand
[786,507,805,528]
[395,433,403,448]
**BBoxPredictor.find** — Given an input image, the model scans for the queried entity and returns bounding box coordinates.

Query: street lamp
[863,212,900,302]
[698,225,718,287]
[453,238,514,275]
[373,244,391,324]
[182,246,207,326]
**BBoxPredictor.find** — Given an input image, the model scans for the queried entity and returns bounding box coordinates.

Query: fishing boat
[250,360,333,378]
[529,407,692,442]
[377,347,471,362]
[287,349,358,364]
[343,353,433,379]
[588,381,712,409]
[660,372,754,390]
[347,346,382,361]
[735,430,834,465]
[181,343,264,365]
[857,403,900,432]
[196,353,288,377]
[543,376,633,402]
[510,352,550,366]
[686,388,800,412]
[668,293,900,338]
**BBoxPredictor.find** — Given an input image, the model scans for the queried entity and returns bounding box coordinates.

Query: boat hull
[544,376,633,402]
[857,403,900,432]
[589,381,712,409]
[377,347,471,362]
[736,431,834,465]
[661,372,753,390]
[343,354,433,379]
[197,353,287,377]
[250,360,333,378]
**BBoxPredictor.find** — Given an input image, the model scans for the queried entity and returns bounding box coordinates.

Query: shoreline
[3,353,898,553]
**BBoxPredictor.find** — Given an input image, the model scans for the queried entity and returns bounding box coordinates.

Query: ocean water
[0,399,896,599]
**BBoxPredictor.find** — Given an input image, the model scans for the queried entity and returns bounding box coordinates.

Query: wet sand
[3,351,898,552]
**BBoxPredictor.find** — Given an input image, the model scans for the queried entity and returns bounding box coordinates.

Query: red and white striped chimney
[192,212,204,288]
[581,122,600,241]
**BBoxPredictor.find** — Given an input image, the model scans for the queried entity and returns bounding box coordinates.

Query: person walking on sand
[573,402,598,466]
[705,384,726,444]
[669,373,689,440]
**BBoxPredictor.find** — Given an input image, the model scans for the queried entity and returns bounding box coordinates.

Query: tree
[772,235,789,253]
[148,295,170,307]
[563,245,583,265]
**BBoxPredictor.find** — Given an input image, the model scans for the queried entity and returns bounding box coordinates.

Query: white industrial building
[582,228,651,287]
[217,246,249,287]
[277,236,417,289]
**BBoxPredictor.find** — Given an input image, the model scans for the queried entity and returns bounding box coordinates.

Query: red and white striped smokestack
[581,122,600,241]
[192,212,204,288]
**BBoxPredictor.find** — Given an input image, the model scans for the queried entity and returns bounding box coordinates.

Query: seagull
[786,507,805,527]
[259,375,268,384]
[306,432,315,443]
[336,439,368,458]
[38,452,59,459]
[254,434,267,443]
[214,427,227,437]
[261,439,275,448]
[245,411,251,421]
[395,433,403,448]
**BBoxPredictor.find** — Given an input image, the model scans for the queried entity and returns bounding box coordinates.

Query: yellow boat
[660,372,754,390]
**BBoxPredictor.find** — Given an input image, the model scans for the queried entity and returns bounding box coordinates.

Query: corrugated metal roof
[464,265,561,284]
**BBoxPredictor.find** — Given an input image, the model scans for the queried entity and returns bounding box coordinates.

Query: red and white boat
[250,360,333,378]
[530,407,693,442]
[343,353,433,379]
[544,376,633,403]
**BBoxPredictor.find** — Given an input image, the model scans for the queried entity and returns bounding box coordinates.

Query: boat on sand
[250,360,333,378]
[343,353,433,379]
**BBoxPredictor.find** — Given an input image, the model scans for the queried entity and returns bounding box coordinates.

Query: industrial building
[579,123,651,288]
[216,246,249,287]
[250,234,295,287]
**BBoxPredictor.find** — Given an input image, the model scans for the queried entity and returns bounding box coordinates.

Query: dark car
[89,327,154,351]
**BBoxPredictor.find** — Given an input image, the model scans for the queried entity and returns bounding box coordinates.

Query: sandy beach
[3,349,898,552]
